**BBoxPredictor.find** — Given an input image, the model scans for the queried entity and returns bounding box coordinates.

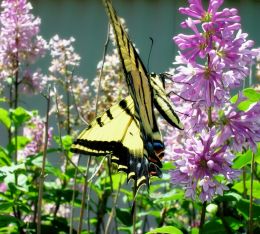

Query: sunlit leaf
[0,108,11,128]
[232,180,260,198]
[111,173,126,190]
[10,107,31,127]
[0,146,11,166]
[233,150,252,169]
[7,136,30,154]
[147,226,183,234]
[153,189,184,203]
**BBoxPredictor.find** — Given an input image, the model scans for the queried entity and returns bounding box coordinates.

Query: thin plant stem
[249,151,255,234]
[132,183,137,234]
[69,156,80,234]
[77,157,91,234]
[37,88,51,234]
[243,166,247,198]
[199,202,207,234]
[104,159,121,234]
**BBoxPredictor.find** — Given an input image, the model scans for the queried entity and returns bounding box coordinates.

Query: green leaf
[116,208,132,226]
[0,108,11,128]
[111,173,126,191]
[232,180,260,198]
[10,107,31,127]
[236,198,260,220]
[0,146,11,166]
[153,189,184,203]
[233,150,252,169]
[0,215,20,227]
[243,88,260,102]
[191,228,199,234]
[54,135,73,151]
[224,216,242,231]
[147,226,183,234]
[230,88,260,111]
[221,192,242,202]
[61,135,73,151]
[0,202,14,212]
[8,136,30,154]
[162,162,175,170]
[201,218,226,234]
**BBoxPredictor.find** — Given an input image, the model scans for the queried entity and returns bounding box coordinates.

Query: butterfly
[71,0,183,190]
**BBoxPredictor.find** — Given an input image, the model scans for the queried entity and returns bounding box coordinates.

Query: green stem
[78,157,91,234]
[207,106,213,128]
[37,89,51,234]
[243,167,247,198]
[249,152,255,234]
[199,202,207,234]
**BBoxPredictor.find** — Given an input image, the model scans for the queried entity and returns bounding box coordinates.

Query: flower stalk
[37,88,51,234]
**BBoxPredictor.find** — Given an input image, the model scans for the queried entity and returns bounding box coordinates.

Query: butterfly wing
[71,96,154,187]
[150,74,184,130]
[103,0,164,189]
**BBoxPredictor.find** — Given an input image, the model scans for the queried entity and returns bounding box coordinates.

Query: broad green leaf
[0,215,20,227]
[0,108,11,128]
[191,228,199,234]
[10,107,31,127]
[162,162,175,170]
[233,150,252,169]
[201,218,226,233]
[221,192,242,202]
[237,100,256,111]
[61,135,73,151]
[116,208,132,226]
[224,216,242,231]
[232,180,260,198]
[147,226,183,234]
[236,198,260,220]
[153,189,184,203]
[0,202,14,212]
[54,135,73,151]
[8,136,30,154]
[230,88,260,111]
[243,88,260,102]
[0,146,11,166]
[111,173,126,190]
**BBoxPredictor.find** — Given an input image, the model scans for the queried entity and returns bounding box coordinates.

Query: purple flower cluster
[0,0,47,92]
[18,115,52,160]
[166,0,260,202]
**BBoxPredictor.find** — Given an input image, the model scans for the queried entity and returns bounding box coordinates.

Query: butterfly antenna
[147,37,154,73]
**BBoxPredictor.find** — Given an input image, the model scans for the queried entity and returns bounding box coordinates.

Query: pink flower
[0,183,7,193]
[0,0,47,91]
[216,94,260,152]
[18,115,52,160]
[170,130,239,202]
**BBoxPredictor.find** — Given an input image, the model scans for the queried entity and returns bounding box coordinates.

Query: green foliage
[0,108,11,128]
[147,226,183,234]
[230,88,260,111]
[10,107,31,128]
